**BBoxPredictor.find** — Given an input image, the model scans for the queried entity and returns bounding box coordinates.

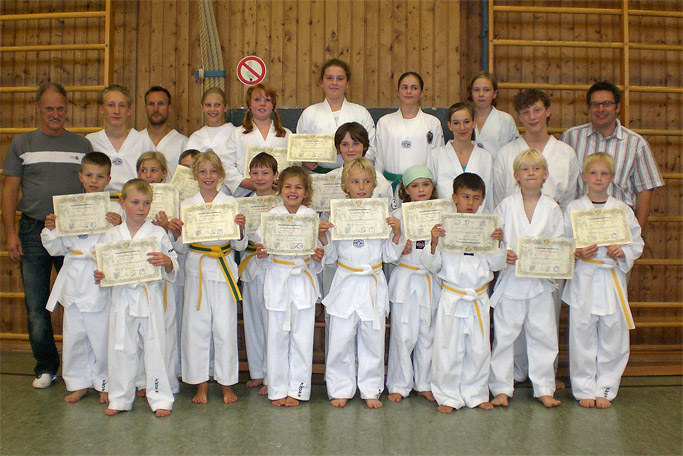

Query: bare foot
[538,395,561,408]
[491,394,509,407]
[365,398,383,409]
[246,378,263,388]
[418,391,436,402]
[258,385,268,395]
[222,385,238,404]
[438,405,454,414]
[596,397,612,409]
[105,408,121,416]
[99,392,109,404]
[192,383,208,404]
[285,396,300,407]
[331,398,348,408]
[155,409,171,418]
[272,398,286,407]
[478,401,494,410]
[555,377,566,391]
[579,399,596,408]
[387,393,403,402]
[136,388,146,398]
[64,389,89,403]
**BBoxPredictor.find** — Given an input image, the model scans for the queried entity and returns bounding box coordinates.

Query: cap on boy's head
[512,148,548,175]
[402,165,434,187]
[582,152,615,175]
[452,172,486,199]
[121,178,152,200]
[81,151,112,174]
[249,152,278,173]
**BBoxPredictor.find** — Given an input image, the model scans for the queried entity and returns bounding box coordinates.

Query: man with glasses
[561,81,663,229]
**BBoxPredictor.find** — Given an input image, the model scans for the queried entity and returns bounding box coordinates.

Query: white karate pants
[62,304,109,392]
[242,276,268,381]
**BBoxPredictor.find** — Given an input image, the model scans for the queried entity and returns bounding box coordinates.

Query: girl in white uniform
[427,102,494,213]
[319,158,403,409]
[170,152,247,405]
[467,71,518,158]
[254,167,325,406]
[296,59,377,172]
[224,84,291,197]
[386,166,441,403]
[186,88,236,160]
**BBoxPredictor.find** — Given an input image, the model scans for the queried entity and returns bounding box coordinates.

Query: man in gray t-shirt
[2,82,93,388]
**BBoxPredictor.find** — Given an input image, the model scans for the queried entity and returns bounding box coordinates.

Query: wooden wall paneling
[1,2,17,155]
[162,0,177,103]
[269,0,284,104]
[432,1,448,107]
[238,0,257,105]
[363,1,378,107]
[419,1,434,107]
[323,0,337,62]
[282,1,297,108]
[148,0,165,93]
[188,3,203,134]
[296,0,311,108]
[309,0,324,106]
[175,0,191,136]
[404,1,420,88]
[349,1,365,104]
[134,0,151,125]
[447,1,461,104]
[377,1,393,107]
[390,1,406,107]
[122,0,138,127]
[336,0,351,74]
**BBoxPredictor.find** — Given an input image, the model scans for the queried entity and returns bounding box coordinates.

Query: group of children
[41,58,643,417]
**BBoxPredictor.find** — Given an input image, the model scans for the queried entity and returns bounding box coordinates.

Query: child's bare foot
[418,391,436,402]
[99,392,109,404]
[155,409,171,418]
[272,398,286,406]
[596,397,612,409]
[365,398,383,409]
[387,393,403,402]
[246,378,263,388]
[258,385,268,395]
[285,396,300,407]
[491,394,509,407]
[64,388,89,403]
[136,388,146,398]
[478,401,494,410]
[538,395,561,408]
[105,408,121,416]
[222,385,238,404]
[192,382,208,404]
[579,398,596,408]
[438,405,454,414]
[331,398,348,407]
[555,377,566,390]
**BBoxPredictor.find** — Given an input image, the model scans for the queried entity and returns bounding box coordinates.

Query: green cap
[402,165,434,186]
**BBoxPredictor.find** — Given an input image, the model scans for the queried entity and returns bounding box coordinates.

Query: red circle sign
[236,56,267,86]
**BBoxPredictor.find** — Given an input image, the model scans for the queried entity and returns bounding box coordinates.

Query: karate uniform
[86,129,155,192]
[489,192,564,399]
[562,196,643,401]
[296,98,377,169]
[254,204,322,401]
[322,224,402,400]
[423,239,506,409]
[175,192,247,386]
[185,123,236,156]
[473,106,519,158]
[223,122,291,197]
[103,221,177,412]
[141,128,189,178]
[385,209,441,397]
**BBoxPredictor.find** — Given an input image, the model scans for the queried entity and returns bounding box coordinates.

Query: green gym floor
[1,351,681,455]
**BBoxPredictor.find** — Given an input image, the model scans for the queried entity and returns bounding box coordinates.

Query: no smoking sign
[236,56,267,86]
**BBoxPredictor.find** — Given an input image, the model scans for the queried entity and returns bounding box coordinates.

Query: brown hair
[334,122,369,154]
[249,152,278,174]
[466,71,498,107]
[277,166,313,206]
[241,84,286,137]
[398,181,438,203]
[319,58,351,82]
[81,152,112,175]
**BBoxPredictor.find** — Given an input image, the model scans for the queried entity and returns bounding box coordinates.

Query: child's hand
[154,211,170,232]
[431,224,445,243]
[606,244,624,260]
[168,218,183,239]
[148,252,172,272]
[94,269,105,284]
[577,244,598,260]
[402,239,413,255]
[235,214,246,229]
[44,214,57,230]
[255,242,268,258]
[318,221,333,245]
[301,162,318,171]
[311,247,324,262]
[387,216,401,242]
[506,249,518,265]
[106,211,122,226]
[491,227,503,242]
[573,248,580,262]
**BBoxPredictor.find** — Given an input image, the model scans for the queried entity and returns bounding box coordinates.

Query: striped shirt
[560,120,664,209]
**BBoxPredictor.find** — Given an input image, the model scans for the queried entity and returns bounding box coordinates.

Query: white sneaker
[32,373,57,389]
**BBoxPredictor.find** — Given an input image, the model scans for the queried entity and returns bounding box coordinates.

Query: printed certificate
[330,198,390,241]
[169,165,200,202]
[243,145,292,178]
[147,183,179,221]
[440,213,500,254]
[236,195,281,234]
[401,199,456,241]
[287,134,337,163]
[53,192,110,236]
[570,206,632,248]
[261,212,319,256]
[515,236,575,280]
[181,201,240,243]
[310,173,347,212]
[96,238,161,287]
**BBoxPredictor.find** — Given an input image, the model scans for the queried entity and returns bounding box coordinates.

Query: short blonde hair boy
[121,178,152,200]
[136,151,168,175]
[192,151,226,181]
[98,84,132,106]
[341,157,377,195]
[512,148,548,175]
[582,152,614,175]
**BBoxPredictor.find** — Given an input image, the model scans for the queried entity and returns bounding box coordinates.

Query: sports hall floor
[1,351,680,455]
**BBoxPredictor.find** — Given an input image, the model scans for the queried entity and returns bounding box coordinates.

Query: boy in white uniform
[563,153,643,408]
[41,152,122,403]
[95,179,177,417]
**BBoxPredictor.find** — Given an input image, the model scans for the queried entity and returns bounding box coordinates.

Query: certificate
[96,238,161,287]
[147,184,179,221]
[287,134,337,163]
[243,145,292,177]
[181,201,240,243]
[401,199,456,241]
[440,213,500,254]
[53,192,110,236]
[236,195,281,234]
[310,173,347,212]
[169,165,200,202]
[515,236,575,280]
[261,212,319,256]
[330,198,389,241]
[570,206,632,248]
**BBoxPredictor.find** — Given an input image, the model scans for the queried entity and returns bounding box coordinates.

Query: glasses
[589,101,617,109]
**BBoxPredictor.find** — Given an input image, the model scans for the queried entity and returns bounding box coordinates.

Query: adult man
[2,82,94,388]
[561,81,664,229]
[141,86,188,178]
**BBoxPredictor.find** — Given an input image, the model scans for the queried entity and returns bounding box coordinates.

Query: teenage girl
[186,88,236,158]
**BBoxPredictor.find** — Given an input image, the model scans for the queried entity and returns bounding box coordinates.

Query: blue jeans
[18,215,62,376]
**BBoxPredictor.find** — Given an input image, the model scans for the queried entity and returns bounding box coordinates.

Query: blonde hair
[512,149,548,175]
[121,178,152,200]
[136,151,168,175]
[277,166,313,206]
[582,152,614,175]
[98,84,132,106]
[341,157,377,195]
[192,151,226,181]
[201,87,227,104]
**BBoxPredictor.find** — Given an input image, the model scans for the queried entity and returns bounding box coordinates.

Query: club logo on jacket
[401,140,412,148]
[353,239,365,248]
[415,240,425,250]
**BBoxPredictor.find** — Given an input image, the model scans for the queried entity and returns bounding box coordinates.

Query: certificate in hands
[53,192,111,236]
[515,236,575,280]
[402,199,456,241]
[236,195,281,234]
[181,201,240,243]
[330,198,390,241]
[147,184,179,221]
[310,174,347,212]
[243,146,292,178]
[261,212,319,256]
[96,238,162,287]
[440,213,499,254]
[570,206,632,248]
[287,134,337,163]
[169,165,200,202]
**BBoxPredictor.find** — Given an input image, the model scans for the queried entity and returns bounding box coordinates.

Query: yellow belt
[582,259,634,330]
[337,261,382,273]
[442,283,488,335]
[397,263,433,306]
[337,261,384,330]
[68,248,97,263]
[273,257,316,290]
[189,242,241,309]
[237,242,258,276]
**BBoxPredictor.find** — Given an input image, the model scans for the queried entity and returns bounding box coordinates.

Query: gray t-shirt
[3,129,93,220]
